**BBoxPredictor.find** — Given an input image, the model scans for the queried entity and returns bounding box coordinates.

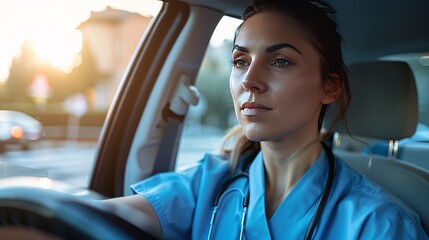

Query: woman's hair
[221,0,351,170]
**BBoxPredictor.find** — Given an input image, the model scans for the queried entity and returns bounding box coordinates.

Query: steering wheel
[0,178,157,240]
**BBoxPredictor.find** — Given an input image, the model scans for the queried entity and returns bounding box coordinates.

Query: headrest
[324,61,418,140]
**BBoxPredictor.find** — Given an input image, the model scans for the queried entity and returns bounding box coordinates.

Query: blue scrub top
[131,149,428,239]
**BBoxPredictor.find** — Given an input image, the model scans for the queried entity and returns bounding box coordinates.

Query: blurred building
[79,7,153,110]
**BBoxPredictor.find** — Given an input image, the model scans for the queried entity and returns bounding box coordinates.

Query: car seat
[324,60,429,234]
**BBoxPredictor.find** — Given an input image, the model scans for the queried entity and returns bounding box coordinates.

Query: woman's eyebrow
[266,43,302,55]
[233,44,249,53]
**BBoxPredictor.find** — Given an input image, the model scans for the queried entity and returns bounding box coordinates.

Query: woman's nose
[241,71,267,93]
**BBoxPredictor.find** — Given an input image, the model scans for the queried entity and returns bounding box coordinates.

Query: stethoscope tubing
[207,171,250,240]
[304,142,335,240]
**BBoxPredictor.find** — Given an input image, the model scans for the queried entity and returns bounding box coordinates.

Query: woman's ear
[321,74,343,104]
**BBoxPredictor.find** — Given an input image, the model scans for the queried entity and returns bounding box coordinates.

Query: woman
[109,0,428,239]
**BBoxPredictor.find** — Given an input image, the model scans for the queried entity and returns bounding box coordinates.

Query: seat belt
[151,105,183,175]
[151,75,199,175]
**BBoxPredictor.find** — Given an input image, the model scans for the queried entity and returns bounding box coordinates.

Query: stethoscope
[207,141,335,240]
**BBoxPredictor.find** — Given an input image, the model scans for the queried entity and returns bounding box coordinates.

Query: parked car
[0,0,428,239]
[0,110,42,151]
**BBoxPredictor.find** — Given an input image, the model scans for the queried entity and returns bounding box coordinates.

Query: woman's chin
[243,131,270,142]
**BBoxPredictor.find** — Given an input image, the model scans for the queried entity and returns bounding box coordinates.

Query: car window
[176,16,242,169]
[0,0,162,187]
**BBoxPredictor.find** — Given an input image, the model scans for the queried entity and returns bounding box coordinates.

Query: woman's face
[230,12,335,142]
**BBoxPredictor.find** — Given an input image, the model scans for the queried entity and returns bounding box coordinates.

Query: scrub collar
[245,148,329,237]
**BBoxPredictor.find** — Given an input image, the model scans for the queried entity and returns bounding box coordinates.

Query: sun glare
[28,27,83,73]
[0,0,162,84]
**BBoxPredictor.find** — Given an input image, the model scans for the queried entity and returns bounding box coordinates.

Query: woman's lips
[241,102,272,116]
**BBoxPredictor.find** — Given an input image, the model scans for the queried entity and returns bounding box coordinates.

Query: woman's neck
[261,137,322,219]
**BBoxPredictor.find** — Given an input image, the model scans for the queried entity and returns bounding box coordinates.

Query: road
[0,140,98,187]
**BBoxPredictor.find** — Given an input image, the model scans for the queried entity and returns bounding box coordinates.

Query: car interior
[0,0,428,238]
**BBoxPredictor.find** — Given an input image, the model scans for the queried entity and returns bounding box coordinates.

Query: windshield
[0,0,162,187]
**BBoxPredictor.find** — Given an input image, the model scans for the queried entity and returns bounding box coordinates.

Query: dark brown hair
[222,0,351,169]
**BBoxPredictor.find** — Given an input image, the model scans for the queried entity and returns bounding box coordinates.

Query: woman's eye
[272,58,291,67]
[233,59,249,68]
